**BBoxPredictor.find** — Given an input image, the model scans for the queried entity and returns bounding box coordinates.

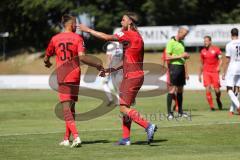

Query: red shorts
[119,77,144,106]
[203,72,220,88]
[58,82,80,102]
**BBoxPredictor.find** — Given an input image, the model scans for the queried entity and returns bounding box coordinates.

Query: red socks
[122,115,132,139]
[127,109,149,129]
[64,110,75,140]
[64,122,71,140]
[63,106,79,139]
[206,91,214,109]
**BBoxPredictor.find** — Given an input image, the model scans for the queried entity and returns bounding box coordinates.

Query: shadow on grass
[218,108,228,111]
[131,139,168,146]
[190,114,203,117]
[82,140,110,144]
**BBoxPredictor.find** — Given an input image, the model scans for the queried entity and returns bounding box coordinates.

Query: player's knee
[120,107,124,113]
[206,86,211,92]
[120,105,128,114]
[168,86,176,93]
[177,86,183,93]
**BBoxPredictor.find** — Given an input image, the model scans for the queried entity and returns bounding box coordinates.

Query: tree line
[0,0,239,52]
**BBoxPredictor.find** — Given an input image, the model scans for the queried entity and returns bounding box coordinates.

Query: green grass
[0,90,240,160]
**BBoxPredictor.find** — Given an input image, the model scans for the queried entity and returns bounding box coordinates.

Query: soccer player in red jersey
[199,36,222,111]
[162,48,179,113]
[79,12,157,145]
[44,14,103,147]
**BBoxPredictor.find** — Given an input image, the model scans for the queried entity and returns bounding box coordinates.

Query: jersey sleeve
[114,31,129,43]
[216,47,222,55]
[46,38,55,57]
[166,40,173,55]
[78,36,85,54]
[225,44,231,57]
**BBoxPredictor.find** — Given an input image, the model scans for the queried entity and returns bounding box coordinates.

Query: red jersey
[114,30,144,79]
[200,45,221,73]
[46,32,85,83]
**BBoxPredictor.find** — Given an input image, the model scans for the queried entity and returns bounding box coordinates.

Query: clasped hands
[96,64,117,77]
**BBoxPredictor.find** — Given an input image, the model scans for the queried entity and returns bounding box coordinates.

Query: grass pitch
[0,90,240,160]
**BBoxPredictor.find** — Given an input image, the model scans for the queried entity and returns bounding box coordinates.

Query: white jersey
[225,39,240,76]
[106,42,123,67]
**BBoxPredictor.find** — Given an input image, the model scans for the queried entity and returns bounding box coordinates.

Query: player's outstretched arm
[78,52,104,71]
[107,60,123,73]
[99,60,123,77]
[78,24,118,41]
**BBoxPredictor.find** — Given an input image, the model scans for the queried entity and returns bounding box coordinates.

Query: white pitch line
[0,121,240,137]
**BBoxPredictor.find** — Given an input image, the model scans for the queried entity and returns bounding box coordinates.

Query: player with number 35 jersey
[46,31,85,83]
[44,14,103,148]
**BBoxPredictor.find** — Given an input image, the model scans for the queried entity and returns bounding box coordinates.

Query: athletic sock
[63,106,79,139]
[216,92,222,109]
[127,109,149,129]
[64,122,71,140]
[122,115,132,139]
[167,93,174,114]
[230,101,236,112]
[177,93,183,114]
[206,91,214,109]
[228,90,240,108]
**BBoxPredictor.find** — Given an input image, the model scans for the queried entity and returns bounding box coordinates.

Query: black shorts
[169,64,186,86]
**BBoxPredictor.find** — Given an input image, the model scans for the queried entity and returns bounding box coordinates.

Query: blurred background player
[229,87,240,114]
[222,28,240,115]
[102,41,123,106]
[161,48,179,115]
[79,12,157,145]
[165,27,190,119]
[198,36,223,111]
[44,14,103,147]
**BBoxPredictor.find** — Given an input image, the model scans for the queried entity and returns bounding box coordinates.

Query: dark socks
[177,93,183,114]
[216,92,222,110]
[167,93,175,114]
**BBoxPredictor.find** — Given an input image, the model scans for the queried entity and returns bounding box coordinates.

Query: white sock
[230,102,236,112]
[228,90,240,109]
[103,83,113,101]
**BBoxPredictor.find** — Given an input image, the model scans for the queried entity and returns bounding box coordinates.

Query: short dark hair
[204,35,212,41]
[231,28,238,37]
[61,14,75,26]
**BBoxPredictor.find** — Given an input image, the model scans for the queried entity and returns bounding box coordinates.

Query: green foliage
[0,0,239,51]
